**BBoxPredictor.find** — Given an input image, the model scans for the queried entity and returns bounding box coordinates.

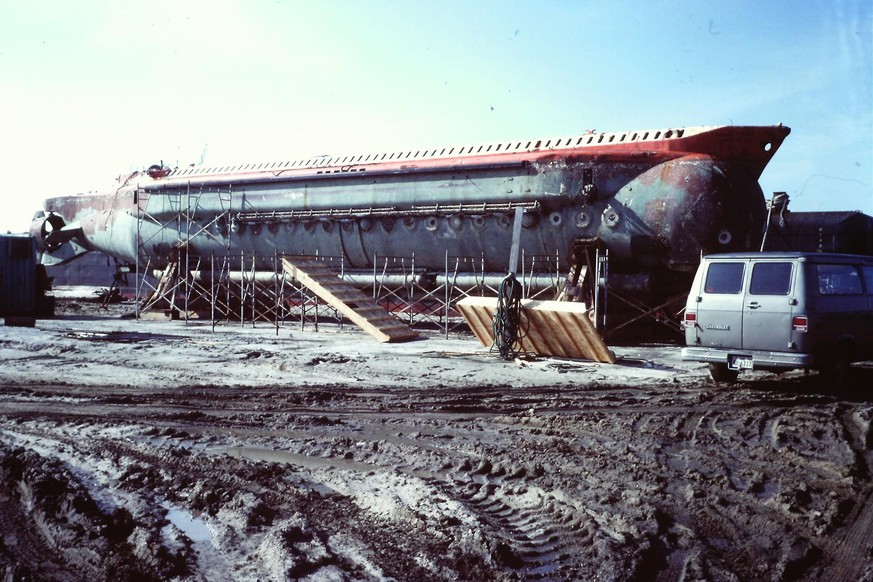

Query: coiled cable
[491,273,524,360]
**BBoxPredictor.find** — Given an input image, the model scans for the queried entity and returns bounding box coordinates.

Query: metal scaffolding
[133,189,567,337]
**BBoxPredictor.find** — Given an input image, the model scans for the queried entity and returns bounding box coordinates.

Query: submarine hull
[33,125,789,279]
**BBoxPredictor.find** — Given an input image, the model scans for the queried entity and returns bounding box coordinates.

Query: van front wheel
[709,363,739,384]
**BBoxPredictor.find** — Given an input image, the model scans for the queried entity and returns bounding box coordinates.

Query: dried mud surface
[2,298,873,581]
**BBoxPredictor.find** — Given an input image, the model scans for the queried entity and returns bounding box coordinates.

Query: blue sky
[1,0,870,232]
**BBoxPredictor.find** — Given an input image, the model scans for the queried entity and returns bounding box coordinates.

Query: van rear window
[863,266,873,295]
[704,262,744,294]
[750,262,792,295]
[817,264,862,295]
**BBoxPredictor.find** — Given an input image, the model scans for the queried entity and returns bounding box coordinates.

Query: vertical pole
[408,253,414,325]
[224,255,230,323]
[522,249,527,299]
[508,206,524,275]
[275,252,280,336]
[211,252,215,333]
[250,257,255,329]
[444,250,449,339]
[184,183,189,324]
[338,256,344,331]
[555,248,560,298]
[135,189,140,322]
[183,248,189,324]
[593,247,609,334]
[240,251,245,326]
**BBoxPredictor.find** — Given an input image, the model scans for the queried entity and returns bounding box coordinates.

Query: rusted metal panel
[457,296,616,363]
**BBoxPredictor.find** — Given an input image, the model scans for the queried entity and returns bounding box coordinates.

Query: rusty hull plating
[31,124,790,284]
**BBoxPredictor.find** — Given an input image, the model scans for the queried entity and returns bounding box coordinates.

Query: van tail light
[684,312,697,326]
[792,315,808,332]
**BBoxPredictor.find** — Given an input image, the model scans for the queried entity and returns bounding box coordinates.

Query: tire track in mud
[191,419,593,578]
[3,377,873,579]
[819,407,873,582]
[0,485,70,581]
[3,422,489,580]
[144,409,604,579]
[444,463,586,579]
[820,486,873,582]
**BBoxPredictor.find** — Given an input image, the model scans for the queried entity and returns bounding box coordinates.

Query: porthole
[603,206,620,228]
[549,211,563,227]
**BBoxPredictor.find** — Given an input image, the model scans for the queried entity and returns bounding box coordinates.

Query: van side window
[817,264,863,295]
[750,262,792,295]
[704,262,744,294]
[863,266,873,294]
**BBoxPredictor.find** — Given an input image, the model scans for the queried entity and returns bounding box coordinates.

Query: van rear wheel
[820,349,851,389]
[709,363,739,383]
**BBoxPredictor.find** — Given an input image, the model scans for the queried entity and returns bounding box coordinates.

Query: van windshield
[704,262,744,294]
[750,262,792,295]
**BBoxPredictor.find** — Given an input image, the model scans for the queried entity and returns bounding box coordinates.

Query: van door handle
[747,302,760,309]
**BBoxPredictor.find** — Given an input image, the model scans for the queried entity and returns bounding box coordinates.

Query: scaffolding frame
[133,189,569,337]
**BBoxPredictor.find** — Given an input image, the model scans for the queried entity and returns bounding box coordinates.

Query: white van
[681,252,873,383]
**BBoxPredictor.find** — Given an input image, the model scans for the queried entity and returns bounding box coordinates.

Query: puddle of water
[221,446,374,472]
[165,508,212,543]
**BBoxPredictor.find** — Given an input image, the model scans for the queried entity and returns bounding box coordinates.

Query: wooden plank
[456,301,495,347]
[456,296,615,363]
[282,258,417,343]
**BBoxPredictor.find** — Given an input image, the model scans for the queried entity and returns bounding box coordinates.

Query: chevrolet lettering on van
[706,324,731,330]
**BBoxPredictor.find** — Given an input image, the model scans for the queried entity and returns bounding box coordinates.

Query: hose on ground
[492,273,524,360]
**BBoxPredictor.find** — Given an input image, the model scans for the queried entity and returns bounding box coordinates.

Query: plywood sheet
[457,296,615,363]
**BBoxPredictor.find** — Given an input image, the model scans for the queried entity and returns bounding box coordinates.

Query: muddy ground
[1,297,873,581]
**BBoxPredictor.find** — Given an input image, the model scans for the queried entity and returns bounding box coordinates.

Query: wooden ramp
[457,296,615,363]
[281,258,418,343]
[142,259,181,313]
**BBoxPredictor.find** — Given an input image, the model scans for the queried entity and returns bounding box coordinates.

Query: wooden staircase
[281,257,418,343]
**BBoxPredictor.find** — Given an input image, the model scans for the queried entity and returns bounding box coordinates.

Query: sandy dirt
[2,297,873,581]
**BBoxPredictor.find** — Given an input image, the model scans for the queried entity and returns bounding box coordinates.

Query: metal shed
[762,210,873,255]
[0,234,51,317]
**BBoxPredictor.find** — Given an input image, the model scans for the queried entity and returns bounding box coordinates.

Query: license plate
[729,355,753,370]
